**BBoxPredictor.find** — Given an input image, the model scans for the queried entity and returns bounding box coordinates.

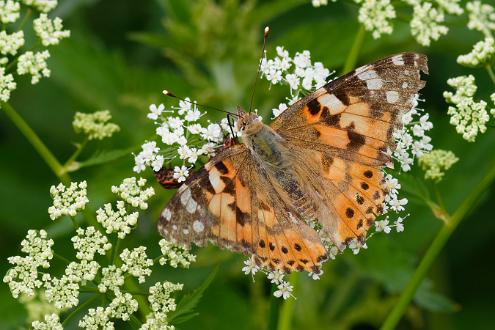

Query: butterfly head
[236,108,263,136]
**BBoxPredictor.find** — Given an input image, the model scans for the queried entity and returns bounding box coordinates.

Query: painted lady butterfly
[158,52,428,274]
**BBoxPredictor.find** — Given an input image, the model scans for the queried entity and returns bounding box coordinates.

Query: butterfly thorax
[237,111,286,167]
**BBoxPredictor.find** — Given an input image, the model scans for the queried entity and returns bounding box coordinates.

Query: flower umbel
[73,110,120,140]
[419,149,459,182]
[48,181,89,220]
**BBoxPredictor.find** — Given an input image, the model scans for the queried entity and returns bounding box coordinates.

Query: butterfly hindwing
[158,145,327,273]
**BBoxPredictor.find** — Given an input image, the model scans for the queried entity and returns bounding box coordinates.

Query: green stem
[112,238,121,265]
[486,64,495,85]
[54,253,71,264]
[341,25,366,75]
[277,272,300,330]
[381,163,495,330]
[63,139,88,172]
[62,294,99,326]
[1,102,70,184]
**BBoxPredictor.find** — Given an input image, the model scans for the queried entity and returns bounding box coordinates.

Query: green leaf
[76,148,135,169]
[168,267,218,325]
[415,281,459,313]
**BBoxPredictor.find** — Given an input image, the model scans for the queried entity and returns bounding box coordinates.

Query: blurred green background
[1,0,494,329]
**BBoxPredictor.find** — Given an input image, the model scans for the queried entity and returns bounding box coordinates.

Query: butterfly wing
[158,144,327,273]
[270,52,428,246]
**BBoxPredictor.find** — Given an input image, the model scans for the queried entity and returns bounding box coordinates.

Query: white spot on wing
[366,79,383,90]
[392,55,404,65]
[193,220,204,233]
[162,208,172,221]
[358,70,379,81]
[386,91,399,103]
[318,94,346,114]
[186,198,197,214]
[209,170,225,193]
[402,82,408,89]
[180,186,192,206]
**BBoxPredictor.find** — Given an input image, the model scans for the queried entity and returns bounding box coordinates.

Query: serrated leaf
[77,148,135,169]
[168,267,218,325]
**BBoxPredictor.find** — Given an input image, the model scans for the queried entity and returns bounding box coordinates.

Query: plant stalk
[342,25,366,75]
[381,163,495,330]
[1,102,70,184]
[277,272,300,330]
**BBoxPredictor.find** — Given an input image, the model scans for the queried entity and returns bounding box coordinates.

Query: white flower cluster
[22,0,58,13]
[0,0,69,99]
[467,1,495,37]
[0,30,24,55]
[31,313,63,330]
[111,177,155,210]
[48,181,89,220]
[261,46,331,99]
[391,97,433,172]
[71,226,112,260]
[457,37,495,67]
[356,0,396,39]
[17,50,51,84]
[0,66,15,102]
[43,273,80,309]
[120,247,153,283]
[147,281,183,321]
[33,13,70,46]
[134,97,233,174]
[3,230,53,298]
[158,239,196,268]
[73,110,120,140]
[96,201,139,239]
[375,217,405,234]
[419,149,459,182]
[312,0,464,47]
[444,75,493,142]
[0,1,20,23]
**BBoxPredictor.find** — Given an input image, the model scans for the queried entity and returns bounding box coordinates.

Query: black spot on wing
[214,161,229,174]
[307,99,321,115]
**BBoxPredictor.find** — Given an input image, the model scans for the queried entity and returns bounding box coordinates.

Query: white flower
[273,281,293,300]
[0,1,20,23]
[48,181,89,220]
[158,239,196,268]
[309,270,323,280]
[96,201,139,239]
[203,123,223,142]
[17,50,51,84]
[395,217,405,232]
[419,149,458,182]
[73,110,120,140]
[267,270,285,284]
[133,141,163,173]
[242,256,259,276]
[410,2,449,46]
[375,219,391,233]
[32,313,63,330]
[22,0,58,13]
[148,281,183,315]
[44,275,80,309]
[106,292,138,321]
[79,307,114,330]
[98,265,125,293]
[33,14,70,46]
[120,247,153,283]
[444,75,490,142]
[272,102,288,118]
[173,165,189,183]
[147,103,165,120]
[3,230,53,298]
[312,0,329,8]
[64,260,99,284]
[0,67,16,102]
[0,30,24,55]
[356,0,396,39]
[466,1,495,37]
[457,37,495,67]
[111,177,155,210]
[71,226,112,261]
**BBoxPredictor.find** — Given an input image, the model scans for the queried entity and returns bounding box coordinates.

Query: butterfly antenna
[248,26,269,113]
[162,90,238,117]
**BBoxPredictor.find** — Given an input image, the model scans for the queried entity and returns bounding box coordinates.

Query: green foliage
[1,0,495,329]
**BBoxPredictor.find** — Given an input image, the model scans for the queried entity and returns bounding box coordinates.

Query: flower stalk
[381,161,495,329]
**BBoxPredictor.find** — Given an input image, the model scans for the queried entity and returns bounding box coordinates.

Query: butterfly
[158,52,428,274]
